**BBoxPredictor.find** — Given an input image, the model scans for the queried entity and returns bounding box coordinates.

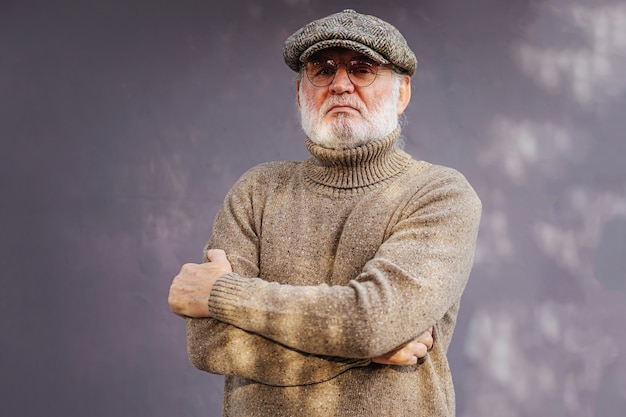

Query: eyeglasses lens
[305,60,379,87]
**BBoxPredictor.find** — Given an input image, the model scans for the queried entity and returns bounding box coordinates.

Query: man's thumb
[206,248,228,262]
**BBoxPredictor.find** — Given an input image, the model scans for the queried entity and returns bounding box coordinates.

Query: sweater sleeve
[208,165,482,358]
[186,164,369,386]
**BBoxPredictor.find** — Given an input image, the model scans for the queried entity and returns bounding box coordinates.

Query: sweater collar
[302,127,411,190]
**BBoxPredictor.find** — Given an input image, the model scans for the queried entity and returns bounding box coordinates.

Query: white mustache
[320,97,366,116]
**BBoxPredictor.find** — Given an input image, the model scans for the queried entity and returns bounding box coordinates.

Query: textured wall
[1,0,625,416]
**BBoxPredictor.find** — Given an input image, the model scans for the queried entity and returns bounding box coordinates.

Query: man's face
[297,47,411,150]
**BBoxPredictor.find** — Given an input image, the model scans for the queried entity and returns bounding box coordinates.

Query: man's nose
[329,65,355,94]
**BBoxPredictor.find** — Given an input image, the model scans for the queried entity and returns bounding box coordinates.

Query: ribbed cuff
[208,273,256,324]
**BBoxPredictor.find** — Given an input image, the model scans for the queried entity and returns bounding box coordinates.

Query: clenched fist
[168,249,232,318]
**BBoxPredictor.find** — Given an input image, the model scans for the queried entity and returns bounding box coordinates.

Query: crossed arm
[168,163,480,383]
[168,249,434,366]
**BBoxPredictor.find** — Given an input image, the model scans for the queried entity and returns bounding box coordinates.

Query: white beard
[299,78,400,150]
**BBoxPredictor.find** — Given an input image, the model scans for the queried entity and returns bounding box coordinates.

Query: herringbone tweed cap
[283,9,417,76]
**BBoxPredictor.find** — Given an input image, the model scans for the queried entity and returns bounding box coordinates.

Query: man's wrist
[206,271,230,316]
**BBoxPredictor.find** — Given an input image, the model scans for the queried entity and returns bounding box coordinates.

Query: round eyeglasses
[304,59,388,87]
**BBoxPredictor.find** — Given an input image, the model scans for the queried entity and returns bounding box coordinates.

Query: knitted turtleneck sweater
[186,128,482,416]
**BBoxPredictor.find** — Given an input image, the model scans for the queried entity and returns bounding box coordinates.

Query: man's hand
[370,327,434,366]
[168,249,232,318]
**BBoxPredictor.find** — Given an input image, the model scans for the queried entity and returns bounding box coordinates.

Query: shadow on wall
[457,1,626,416]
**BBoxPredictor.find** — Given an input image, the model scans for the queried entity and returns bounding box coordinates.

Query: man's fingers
[205,249,233,273]
[397,340,427,362]
[394,340,426,363]
[406,356,418,366]
[416,327,434,351]
[167,261,216,318]
[371,337,432,366]
[412,340,428,359]
[206,249,227,262]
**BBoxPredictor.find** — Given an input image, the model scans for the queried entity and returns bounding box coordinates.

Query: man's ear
[396,75,411,115]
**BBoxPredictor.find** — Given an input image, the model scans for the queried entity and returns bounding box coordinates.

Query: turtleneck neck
[302,127,411,191]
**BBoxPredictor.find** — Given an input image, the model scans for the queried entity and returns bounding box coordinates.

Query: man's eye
[312,65,335,77]
[350,62,376,75]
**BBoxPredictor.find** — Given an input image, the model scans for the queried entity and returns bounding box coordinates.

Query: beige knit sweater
[186,128,482,416]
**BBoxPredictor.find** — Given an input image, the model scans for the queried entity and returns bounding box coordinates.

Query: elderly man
[169,9,481,417]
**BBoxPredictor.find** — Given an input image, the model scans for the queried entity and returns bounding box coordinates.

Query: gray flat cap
[283,9,417,76]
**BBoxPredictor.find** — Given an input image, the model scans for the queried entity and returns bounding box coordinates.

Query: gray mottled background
[1,0,625,416]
